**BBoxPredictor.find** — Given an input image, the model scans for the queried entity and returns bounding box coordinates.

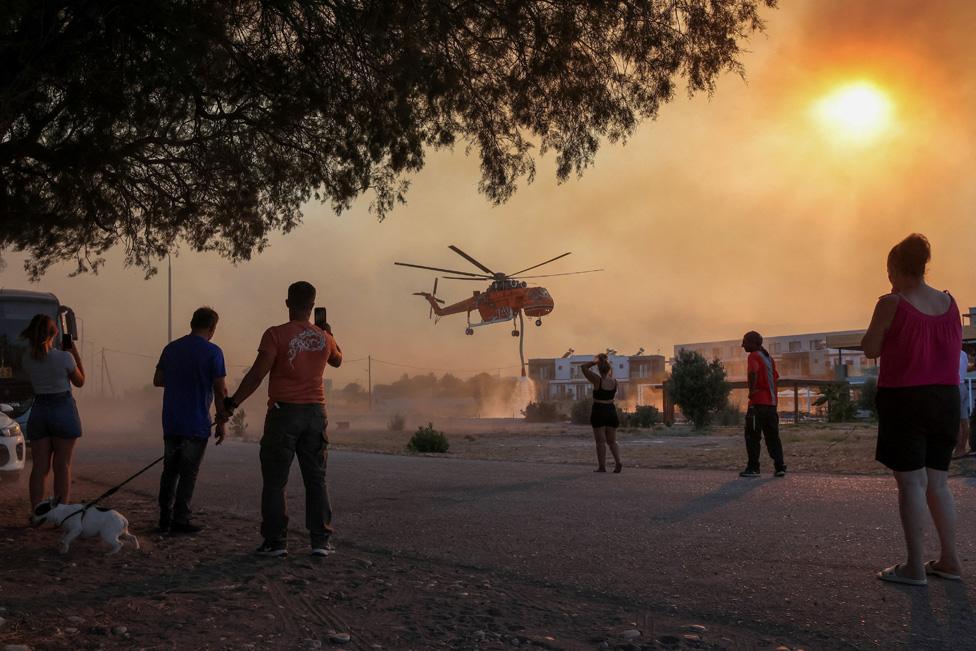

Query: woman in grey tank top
[20,314,86,510]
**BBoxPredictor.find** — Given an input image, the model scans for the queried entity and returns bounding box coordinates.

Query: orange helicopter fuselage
[423,282,554,325]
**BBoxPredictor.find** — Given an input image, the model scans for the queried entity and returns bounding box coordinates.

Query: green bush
[857,377,878,418]
[570,399,593,425]
[620,405,659,428]
[522,401,563,422]
[814,383,857,422]
[407,423,450,453]
[665,349,731,429]
[387,412,406,431]
[715,403,743,427]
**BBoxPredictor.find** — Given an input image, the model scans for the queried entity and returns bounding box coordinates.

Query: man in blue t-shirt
[153,307,227,534]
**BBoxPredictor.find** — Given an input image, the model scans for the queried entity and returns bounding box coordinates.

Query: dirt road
[2,431,975,649]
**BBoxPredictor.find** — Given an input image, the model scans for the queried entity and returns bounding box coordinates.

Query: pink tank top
[877,294,962,388]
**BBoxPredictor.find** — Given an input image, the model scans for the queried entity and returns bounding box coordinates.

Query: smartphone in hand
[61,333,73,350]
[314,307,328,330]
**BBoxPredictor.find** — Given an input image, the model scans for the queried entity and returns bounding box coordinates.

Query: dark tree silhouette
[1,0,775,277]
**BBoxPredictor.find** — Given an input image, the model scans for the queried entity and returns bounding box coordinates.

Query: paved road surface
[73,435,976,649]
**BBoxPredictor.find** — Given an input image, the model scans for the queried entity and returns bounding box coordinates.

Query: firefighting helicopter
[394,245,601,336]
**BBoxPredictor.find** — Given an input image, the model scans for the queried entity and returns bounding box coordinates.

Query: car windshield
[0,299,59,375]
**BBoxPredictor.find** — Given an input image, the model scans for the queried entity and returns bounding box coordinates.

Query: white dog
[31,497,140,555]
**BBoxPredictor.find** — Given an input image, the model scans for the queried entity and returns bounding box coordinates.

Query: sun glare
[813,81,893,144]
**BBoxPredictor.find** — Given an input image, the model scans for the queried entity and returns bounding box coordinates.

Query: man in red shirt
[224,281,342,557]
[739,331,786,478]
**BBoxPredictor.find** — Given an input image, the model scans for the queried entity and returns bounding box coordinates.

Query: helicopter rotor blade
[448,245,495,276]
[440,276,487,281]
[509,252,572,277]
[394,262,491,278]
[510,268,604,279]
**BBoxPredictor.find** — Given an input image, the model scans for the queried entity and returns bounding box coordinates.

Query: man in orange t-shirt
[225,281,342,557]
[739,330,786,478]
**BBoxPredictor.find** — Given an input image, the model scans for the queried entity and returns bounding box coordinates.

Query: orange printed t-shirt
[259,321,341,405]
[747,350,779,406]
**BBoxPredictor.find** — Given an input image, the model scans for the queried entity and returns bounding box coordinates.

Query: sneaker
[739,468,761,478]
[169,521,203,534]
[156,518,171,533]
[255,541,288,557]
[774,467,787,478]
[310,542,336,557]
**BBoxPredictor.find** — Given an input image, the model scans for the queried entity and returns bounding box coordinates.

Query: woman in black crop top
[581,354,622,473]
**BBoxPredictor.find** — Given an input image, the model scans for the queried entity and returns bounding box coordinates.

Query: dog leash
[59,454,166,526]
[58,422,225,525]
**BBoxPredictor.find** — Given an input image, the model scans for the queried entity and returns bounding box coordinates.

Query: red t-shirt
[259,321,341,405]
[747,350,778,406]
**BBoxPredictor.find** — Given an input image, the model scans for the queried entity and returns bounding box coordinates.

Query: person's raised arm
[67,345,85,388]
[861,294,900,359]
[328,337,342,368]
[580,361,600,385]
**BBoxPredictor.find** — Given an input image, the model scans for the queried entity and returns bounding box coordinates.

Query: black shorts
[875,385,959,472]
[590,403,619,428]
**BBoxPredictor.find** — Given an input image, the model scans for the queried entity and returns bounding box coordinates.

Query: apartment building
[675,330,874,381]
[527,352,666,406]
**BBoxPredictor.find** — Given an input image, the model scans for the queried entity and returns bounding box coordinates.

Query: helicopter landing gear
[511,329,520,337]
[465,327,474,336]
[535,319,542,327]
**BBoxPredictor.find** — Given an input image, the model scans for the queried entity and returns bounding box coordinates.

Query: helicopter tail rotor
[429,278,438,318]
[412,277,445,319]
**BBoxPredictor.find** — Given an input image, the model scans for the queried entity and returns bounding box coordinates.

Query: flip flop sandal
[878,564,927,586]
[924,560,962,581]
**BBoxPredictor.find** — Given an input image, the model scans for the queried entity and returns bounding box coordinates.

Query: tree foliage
[0,0,775,277]
[813,382,857,423]
[374,371,515,408]
[522,400,563,422]
[856,377,878,419]
[665,349,730,428]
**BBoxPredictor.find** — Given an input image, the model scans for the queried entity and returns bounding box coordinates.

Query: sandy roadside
[0,475,790,651]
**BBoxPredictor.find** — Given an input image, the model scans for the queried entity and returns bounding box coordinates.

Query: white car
[0,404,26,480]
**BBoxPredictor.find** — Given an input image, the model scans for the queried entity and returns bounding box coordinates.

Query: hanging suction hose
[518,311,526,377]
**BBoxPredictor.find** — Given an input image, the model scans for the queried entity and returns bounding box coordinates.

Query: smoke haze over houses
[2,0,974,397]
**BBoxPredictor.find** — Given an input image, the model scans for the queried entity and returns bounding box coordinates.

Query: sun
[813,81,893,144]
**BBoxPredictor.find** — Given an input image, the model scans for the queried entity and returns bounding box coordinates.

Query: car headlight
[1,423,21,438]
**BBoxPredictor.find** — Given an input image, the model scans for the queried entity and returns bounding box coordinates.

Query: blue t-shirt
[157,335,226,439]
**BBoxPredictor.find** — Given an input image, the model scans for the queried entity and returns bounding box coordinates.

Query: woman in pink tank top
[862,234,962,587]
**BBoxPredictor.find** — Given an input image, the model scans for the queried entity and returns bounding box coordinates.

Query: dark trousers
[158,437,208,524]
[745,404,785,471]
[259,403,332,545]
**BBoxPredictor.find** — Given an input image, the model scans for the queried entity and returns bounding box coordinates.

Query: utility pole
[367,355,372,411]
[100,348,106,398]
[167,253,173,342]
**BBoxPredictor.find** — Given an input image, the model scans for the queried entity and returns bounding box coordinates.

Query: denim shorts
[25,392,83,441]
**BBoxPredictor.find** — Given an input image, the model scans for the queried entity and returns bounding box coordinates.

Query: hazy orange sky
[3,0,975,394]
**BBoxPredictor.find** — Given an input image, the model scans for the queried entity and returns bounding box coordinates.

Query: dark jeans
[158,437,208,524]
[260,403,332,545]
[745,404,785,471]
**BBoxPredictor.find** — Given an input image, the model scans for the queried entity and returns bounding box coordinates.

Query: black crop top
[593,379,617,401]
